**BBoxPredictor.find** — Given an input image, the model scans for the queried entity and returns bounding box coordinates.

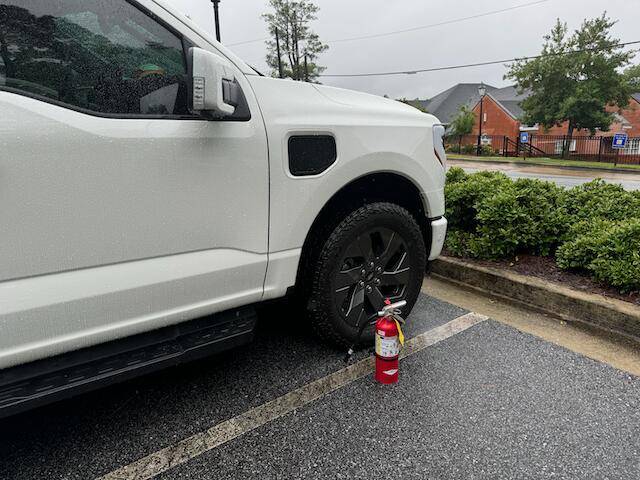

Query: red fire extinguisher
[374,299,406,384]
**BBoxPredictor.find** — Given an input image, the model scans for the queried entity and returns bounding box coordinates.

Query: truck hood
[247,75,439,126]
[313,83,439,124]
[313,84,435,119]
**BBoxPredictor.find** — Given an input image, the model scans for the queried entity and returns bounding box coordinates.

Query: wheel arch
[294,171,432,297]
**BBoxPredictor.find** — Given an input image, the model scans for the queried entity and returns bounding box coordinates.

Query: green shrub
[559,179,640,225]
[475,179,566,257]
[478,144,494,156]
[444,230,473,257]
[445,143,461,154]
[445,166,467,184]
[450,143,498,156]
[555,219,614,270]
[444,170,511,232]
[444,171,639,293]
[445,176,564,258]
[461,144,476,154]
[556,219,640,292]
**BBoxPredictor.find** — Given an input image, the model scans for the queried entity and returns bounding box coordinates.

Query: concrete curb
[448,156,640,176]
[430,256,640,341]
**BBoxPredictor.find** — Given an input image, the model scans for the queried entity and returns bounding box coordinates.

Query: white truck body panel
[249,77,446,299]
[0,11,270,366]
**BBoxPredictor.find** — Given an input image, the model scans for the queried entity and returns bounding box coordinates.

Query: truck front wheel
[308,202,426,347]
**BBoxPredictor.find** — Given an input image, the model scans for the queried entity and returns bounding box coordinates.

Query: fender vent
[288,135,337,176]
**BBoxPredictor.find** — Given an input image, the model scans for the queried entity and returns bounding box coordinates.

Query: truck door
[0,0,269,368]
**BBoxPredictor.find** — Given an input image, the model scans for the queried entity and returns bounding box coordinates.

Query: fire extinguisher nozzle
[343,347,355,363]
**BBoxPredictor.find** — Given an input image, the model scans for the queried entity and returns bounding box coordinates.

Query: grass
[448,154,640,172]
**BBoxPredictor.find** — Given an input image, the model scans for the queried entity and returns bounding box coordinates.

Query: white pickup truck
[0,0,447,415]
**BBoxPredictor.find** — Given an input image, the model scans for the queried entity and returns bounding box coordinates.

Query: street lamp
[211,0,221,42]
[476,83,486,156]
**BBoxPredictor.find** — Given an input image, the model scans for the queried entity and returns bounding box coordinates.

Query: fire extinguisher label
[376,334,399,358]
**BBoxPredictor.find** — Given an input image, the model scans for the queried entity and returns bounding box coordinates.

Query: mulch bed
[443,251,640,306]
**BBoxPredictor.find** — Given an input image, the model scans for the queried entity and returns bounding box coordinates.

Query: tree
[450,105,475,136]
[263,0,328,82]
[623,64,640,92]
[396,98,428,112]
[506,14,635,157]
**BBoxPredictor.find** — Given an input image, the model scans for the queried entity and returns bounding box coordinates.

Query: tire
[308,202,427,347]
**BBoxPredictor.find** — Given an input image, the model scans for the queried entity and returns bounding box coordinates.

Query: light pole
[476,83,486,156]
[211,0,221,42]
[275,28,284,78]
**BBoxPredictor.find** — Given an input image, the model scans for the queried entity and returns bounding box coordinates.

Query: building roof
[413,84,640,125]
[487,85,529,119]
[409,83,497,124]
[487,88,640,120]
[612,112,632,129]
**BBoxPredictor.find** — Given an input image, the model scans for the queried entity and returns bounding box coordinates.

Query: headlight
[432,124,447,168]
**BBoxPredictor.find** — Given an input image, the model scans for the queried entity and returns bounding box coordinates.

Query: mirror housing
[190,47,237,116]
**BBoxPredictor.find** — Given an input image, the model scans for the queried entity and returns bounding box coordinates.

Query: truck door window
[0,0,189,116]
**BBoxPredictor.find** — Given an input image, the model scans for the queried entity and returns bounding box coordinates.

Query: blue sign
[519,132,530,143]
[612,132,628,149]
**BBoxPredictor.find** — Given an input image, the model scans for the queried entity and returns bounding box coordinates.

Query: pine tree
[263,0,328,82]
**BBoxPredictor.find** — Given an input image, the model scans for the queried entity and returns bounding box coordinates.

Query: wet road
[450,159,640,190]
[1,282,639,480]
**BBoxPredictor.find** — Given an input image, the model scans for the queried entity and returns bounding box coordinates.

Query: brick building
[409,84,640,138]
[470,86,640,138]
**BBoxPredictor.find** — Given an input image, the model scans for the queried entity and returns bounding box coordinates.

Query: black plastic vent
[288,135,337,176]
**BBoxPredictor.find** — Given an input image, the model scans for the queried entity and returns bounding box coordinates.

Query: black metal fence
[446,134,640,165]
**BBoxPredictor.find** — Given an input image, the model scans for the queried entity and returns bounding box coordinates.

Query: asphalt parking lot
[1,285,639,479]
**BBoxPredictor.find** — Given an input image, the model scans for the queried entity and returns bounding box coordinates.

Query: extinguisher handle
[377,299,407,317]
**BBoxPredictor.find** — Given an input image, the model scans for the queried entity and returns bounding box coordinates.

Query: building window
[483,112,487,123]
[554,139,577,154]
[623,138,640,155]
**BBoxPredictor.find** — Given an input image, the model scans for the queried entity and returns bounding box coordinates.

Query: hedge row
[445,167,640,293]
[445,143,498,156]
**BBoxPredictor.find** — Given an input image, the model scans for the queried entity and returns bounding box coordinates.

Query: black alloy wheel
[308,202,427,347]
[334,227,410,328]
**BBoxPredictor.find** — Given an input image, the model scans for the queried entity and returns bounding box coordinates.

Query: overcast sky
[167,0,639,100]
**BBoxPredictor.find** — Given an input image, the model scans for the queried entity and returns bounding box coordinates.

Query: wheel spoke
[334,266,361,291]
[379,270,410,288]
[386,288,405,301]
[366,286,386,312]
[344,286,365,326]
[346,306,365,328]
[334,285,352,308]
[396,252,409,270]
[354,232,374,261]
[341,233,372,262]
[342,242,361,260]
[378,231,405,265]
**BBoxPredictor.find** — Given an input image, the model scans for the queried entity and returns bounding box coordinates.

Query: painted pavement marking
[98,312,488,480]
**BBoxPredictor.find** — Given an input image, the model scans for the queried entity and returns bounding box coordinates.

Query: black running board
[0,306,257,418]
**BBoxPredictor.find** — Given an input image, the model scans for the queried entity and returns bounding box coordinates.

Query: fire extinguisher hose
[343,315,372,363]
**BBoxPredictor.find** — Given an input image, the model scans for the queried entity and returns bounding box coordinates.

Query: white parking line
[98,312,488,480]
